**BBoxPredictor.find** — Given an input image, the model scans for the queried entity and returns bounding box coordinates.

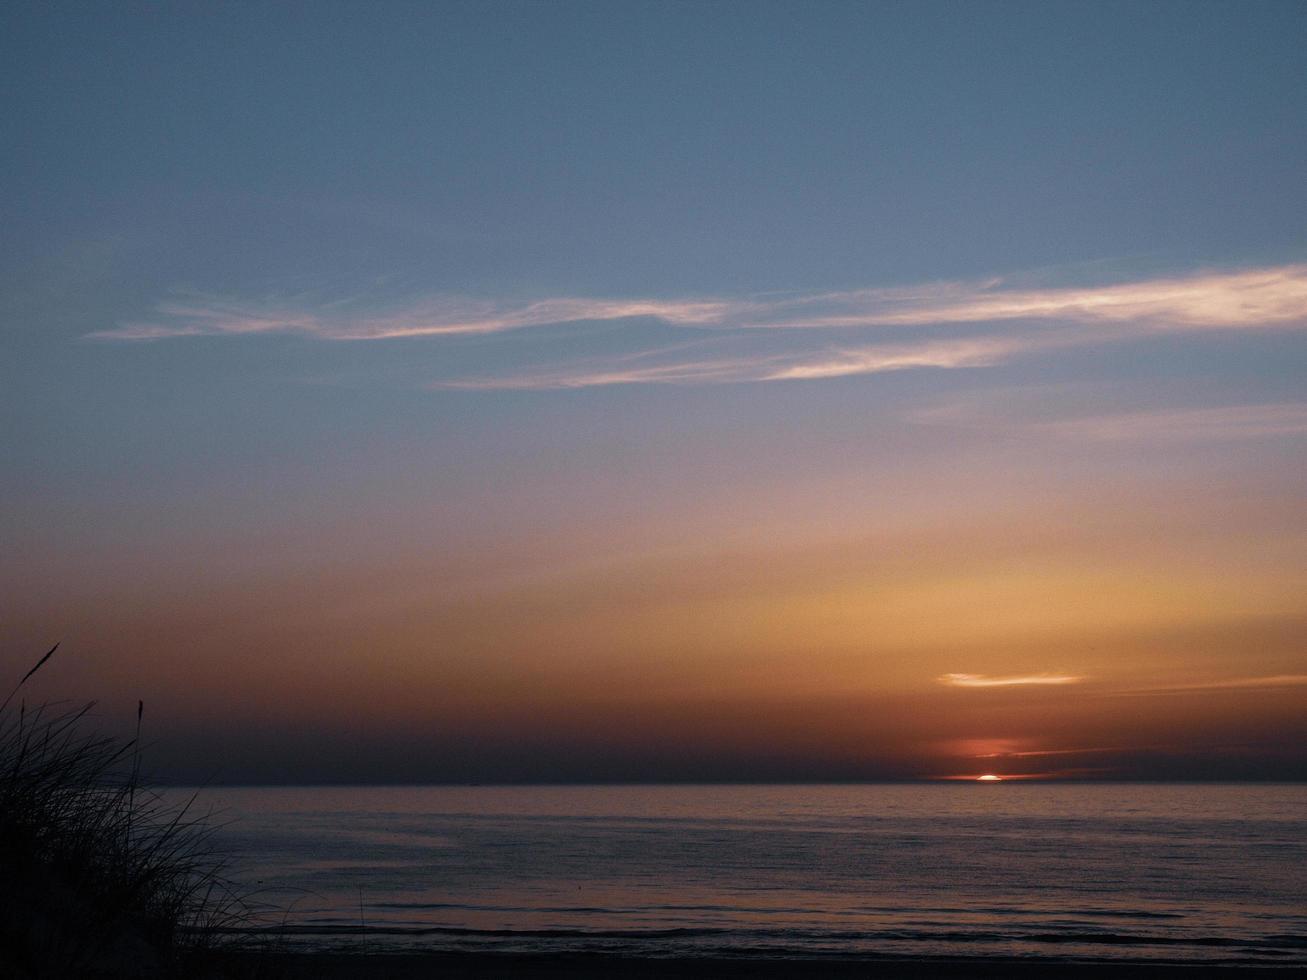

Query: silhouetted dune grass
[0,645,251,978]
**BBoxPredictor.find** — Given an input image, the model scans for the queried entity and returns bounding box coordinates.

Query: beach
[234,952,1307,979]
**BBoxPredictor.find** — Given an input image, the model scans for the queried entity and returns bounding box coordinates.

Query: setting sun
[977,774,1003,782]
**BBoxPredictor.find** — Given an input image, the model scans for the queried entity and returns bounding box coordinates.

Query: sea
[194,784,1307,964]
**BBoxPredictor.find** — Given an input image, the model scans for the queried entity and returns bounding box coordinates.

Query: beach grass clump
[0,645,243,978]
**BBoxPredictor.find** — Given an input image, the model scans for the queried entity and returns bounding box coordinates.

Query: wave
[228,920,1307,957]
[369,901,1193,920]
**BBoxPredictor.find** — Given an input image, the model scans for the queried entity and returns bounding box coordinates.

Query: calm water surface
[197,784,1307,963]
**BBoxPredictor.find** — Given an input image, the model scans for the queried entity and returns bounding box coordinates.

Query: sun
[976,774,1003,782]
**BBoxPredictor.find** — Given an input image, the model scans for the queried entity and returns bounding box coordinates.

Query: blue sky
[3,1,1306,781]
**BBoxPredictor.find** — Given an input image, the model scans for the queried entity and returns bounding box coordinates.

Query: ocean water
[197,784,1307,963]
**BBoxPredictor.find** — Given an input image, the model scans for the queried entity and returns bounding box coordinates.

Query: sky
[2,0,1305,783]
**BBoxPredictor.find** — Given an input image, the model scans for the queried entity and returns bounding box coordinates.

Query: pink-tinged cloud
[90,296,741,342]
[911,399,1307,443]
[973,745,1155,759]
[758,338,1018,380]
[89,262,1307,342]
[1119,675,1307,696]
[1036,403,1307,442]
[434,337,1018,390]
[768,263,1307,330]
[939,673,1086,688]
[432,356,778,390]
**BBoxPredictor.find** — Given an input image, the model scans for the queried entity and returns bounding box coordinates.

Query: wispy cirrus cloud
[1034,403,1307,442]
[768,263,1307,331]
[938,673,1086,688]
[972,745,1149,759]
[941,673,1307,697]
[1118,674,1307,696]
[432,337,1018,390]
[758,337,1020,381]
[90,295,742,342]
[912,399,1307,443]
[86,263,1307,389]
[90,263,1307,343]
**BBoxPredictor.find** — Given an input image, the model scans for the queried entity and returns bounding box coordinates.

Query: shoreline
[229,951,1307,979]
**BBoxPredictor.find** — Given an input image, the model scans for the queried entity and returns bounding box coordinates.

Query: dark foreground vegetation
[0,645,251,978]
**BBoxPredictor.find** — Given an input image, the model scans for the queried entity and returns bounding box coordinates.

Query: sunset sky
[3,1,1305,782]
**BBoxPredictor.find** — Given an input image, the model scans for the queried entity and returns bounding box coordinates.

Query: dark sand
[234,953,1307,979]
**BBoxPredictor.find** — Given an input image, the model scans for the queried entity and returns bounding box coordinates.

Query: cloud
[973,745,1150,759]
[89,296,741,342]
[912,399,1307,443]
[433,337,1017,390]
[767,263,1307,331]
[90,263,1307,343]
[86,262,1307,389]
[1119,675,1307,696]
[758,337,1019,380]
[938,673,1086,688]
[1035,403,1307,442]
